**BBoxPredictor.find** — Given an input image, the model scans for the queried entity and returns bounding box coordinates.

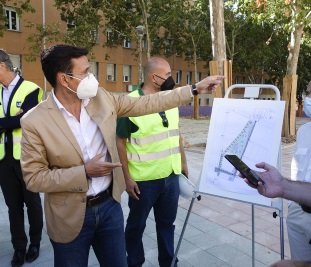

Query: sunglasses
[159,112,169,128]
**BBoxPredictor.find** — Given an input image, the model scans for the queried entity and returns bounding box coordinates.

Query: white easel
[171,84,284,267]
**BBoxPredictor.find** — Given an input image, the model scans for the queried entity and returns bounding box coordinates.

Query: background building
[0,1,276,105]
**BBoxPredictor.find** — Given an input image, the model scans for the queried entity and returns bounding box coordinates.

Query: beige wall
[0,0,210,96]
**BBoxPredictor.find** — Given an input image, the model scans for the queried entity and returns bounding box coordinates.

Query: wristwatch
[191,84,198,95]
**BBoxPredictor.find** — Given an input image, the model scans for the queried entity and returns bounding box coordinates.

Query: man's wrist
[84,166,91,180]
[280,177,290,199]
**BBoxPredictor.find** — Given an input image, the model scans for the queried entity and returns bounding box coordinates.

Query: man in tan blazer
[20,44,224,267]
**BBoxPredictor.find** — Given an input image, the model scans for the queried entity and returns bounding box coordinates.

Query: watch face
[191,84,198,95]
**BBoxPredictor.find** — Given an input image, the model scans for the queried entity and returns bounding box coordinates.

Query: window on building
[67,21,76,35]
[106,29,112,42]
[123,65,131,82]
[89,62,99,80]
[186,71,192,84]
[165,39,173,55]
[10,54,22,75]
[123,39,132,48]
[5,6,20,31]
[185,50,193,59]
[176,70,182,84]
[107,63,116,82]
[90,28,99,44]
[196,72,202,82]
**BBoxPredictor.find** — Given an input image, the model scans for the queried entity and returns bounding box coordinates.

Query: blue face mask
[303,97,311,117]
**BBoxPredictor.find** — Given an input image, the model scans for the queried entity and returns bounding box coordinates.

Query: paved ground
[0,117,309,267]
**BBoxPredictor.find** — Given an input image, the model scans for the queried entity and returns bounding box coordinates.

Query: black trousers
[0,150,43,250]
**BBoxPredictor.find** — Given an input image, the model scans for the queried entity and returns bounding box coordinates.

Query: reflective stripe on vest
[13,137,22,144]
[0,81,43,160]
[125,90,181,181]
[128,129,179,146]
[127,146,180,162]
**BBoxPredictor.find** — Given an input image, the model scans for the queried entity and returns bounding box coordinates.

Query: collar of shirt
[4,74,20,91]
[51,89,90,111]
[2,74,20,114]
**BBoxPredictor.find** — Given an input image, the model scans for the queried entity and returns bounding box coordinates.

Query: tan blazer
[20,86,192,243]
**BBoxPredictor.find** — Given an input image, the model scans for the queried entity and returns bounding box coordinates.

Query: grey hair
[0,49,14,71]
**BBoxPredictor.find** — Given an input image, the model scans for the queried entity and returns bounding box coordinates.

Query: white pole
[138,35,143,85]
[42,0,47,99]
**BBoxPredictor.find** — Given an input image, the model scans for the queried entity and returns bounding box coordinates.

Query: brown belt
[86,187,111,207]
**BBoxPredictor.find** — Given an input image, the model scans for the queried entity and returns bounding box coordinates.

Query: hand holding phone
[224,154,265,187]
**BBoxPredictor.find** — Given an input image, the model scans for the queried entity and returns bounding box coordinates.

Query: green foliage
[0,0,35,37]
[49,0,213,64]
[225,3,288,86]
[226,0,311,94]
[230,0,311,33]
[297,31,311,96]
[158,0,212,64]
[25,22,63,61]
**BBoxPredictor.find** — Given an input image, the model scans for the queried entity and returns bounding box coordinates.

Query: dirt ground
[179,116,311,150]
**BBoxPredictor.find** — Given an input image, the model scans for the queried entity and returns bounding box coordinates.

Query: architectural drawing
[197,98,285,205]
[214,108,273,183]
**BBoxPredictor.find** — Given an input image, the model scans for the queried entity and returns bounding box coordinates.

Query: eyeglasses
[159,111,169,128]
[65,70,93,80]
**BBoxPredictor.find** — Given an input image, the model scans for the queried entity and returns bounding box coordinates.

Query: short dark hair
[40,44,88,88]
[0,49,13,71]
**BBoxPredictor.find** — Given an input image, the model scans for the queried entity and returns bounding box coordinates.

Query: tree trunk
[138,0,151,59]
[282,24,304,137]
[191,35,200,119]
[286,25,303,76]
[209,0,226,96]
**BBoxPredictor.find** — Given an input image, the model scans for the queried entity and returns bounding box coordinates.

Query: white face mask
[66,73,99,100]
[303,97,311,117]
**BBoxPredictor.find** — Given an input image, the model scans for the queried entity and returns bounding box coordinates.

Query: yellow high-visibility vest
[0,80,43,160]
[126,90,181,181]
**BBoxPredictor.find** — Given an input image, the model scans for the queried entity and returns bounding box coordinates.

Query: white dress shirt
[52,90,111,196]
[291,122,311,184]
[2,74,19,114]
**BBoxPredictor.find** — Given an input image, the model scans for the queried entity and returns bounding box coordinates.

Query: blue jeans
[51,197,127,267]
[125,173,179,267]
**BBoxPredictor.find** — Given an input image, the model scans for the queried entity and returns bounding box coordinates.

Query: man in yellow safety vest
[0,49,43,267]
[116,57,188,267]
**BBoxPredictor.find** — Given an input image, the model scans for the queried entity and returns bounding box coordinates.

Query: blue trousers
[51,197,127,267]
[125,173,179,267]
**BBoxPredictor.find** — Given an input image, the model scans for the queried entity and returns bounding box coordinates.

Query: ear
[149,73,155,82]
[57,72,69,87]
[0,62,6,71]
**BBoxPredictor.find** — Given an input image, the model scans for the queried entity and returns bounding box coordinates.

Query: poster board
[197,98,285,207]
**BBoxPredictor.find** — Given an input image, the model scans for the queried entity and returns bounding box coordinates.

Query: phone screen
[224,154,264,187]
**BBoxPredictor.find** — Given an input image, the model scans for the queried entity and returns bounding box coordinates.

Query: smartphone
[224,154,265,187]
